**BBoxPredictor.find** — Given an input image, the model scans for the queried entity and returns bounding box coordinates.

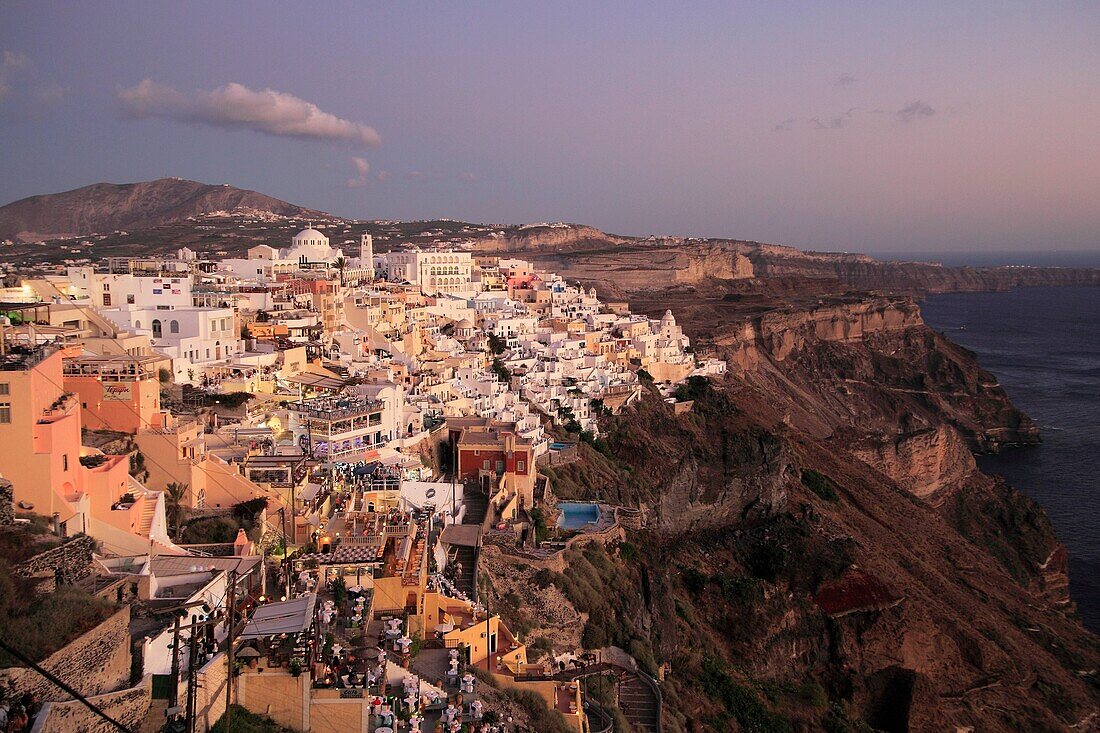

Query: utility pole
[451,436,457,521]
[224,568,238,732]
[169,615,182,710]
[185,621,199,733]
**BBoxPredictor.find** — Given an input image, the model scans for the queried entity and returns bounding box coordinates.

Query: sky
[1,1,1098,254]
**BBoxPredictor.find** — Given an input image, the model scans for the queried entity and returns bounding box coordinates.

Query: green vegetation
[672,375,710,402]
[551,542,659,675]
[210,705,295,733]
[182,499,265,544]
[801,469,839,502]
[528,507,550,544]
[487,333,507,355]
[211,391,253,408]
[165,482,188,541]
[491,358,512,383]
[0,561,117,665]
[501,688,574,733]
[700,656,793,733]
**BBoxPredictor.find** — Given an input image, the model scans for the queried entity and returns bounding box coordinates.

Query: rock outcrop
[851,425,977,503]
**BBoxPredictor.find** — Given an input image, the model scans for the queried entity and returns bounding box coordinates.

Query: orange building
[63,354,162,433]
[0,345,87,533]
[0,344,177,552]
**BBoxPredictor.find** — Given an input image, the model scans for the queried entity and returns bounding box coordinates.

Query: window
[482,460,490,470]
[62,454,69,471]
[152,319,162,338]
[169,320,179,334]
[517,460,525,472]
[126,294,135,304]
[0,383,8,396]
[0,405,10,424]
[103,283,110,292]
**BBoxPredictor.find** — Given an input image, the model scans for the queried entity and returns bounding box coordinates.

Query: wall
[237,668,307,731]
[65,375,160,434]
[0,479,13,525]
[193,652,229,733]
[0,606,131,701]
[13,534,97,594]
[30,678,150,733]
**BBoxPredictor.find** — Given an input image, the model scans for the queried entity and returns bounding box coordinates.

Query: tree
[165,482,188,541]
[332,257,347,286]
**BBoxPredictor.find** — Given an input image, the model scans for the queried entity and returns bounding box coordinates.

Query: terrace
[288,391,382,420]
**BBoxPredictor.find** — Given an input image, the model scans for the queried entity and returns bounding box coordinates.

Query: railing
[635,669,664,733]
[584,702,614,733]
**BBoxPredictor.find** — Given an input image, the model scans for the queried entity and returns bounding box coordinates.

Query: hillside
[505,296,1100,731]
[0,178,330,243]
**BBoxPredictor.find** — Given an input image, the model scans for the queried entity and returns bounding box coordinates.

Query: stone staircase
[137,496,158,537]
[618,671,661,732]
[450,484,487,598]
[557,663,662,733]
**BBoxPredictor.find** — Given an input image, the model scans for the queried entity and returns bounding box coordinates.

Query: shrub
[0,562,117,665]
[681,567,708,594]
[801,469,839,502]
[502,689,574,733]
[211,705,295,732]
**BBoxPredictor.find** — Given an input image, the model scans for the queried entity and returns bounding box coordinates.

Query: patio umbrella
[433,623,455,633]
[236,646,261,659]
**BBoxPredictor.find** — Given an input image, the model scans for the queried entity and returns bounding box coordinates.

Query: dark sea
[918,282,1100,633]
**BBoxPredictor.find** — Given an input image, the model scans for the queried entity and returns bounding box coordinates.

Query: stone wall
[0,479,13,526]
[0,605,131,701]
[13,534,97,593]
[30,678,150,733]
[194,651,229,733]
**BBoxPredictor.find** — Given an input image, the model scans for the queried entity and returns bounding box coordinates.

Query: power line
[0,637,136,733]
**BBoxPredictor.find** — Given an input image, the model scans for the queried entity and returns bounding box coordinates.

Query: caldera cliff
[487,291,1096,733]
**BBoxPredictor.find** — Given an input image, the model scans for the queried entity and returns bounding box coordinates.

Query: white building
[382,251,473,296]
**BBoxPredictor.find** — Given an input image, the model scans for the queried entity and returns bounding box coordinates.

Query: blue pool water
[550,442,570,450]
[558,502,600,529]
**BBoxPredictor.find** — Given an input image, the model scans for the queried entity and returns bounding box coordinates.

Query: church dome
[292,226,329,245]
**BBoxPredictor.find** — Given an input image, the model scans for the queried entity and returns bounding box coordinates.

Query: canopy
[239,594,317,640]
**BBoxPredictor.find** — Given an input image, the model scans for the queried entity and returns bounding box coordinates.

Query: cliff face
[851,425,977,503]
[529,290,1096,732]
[513,237,1100,296]
[475,224,627,252]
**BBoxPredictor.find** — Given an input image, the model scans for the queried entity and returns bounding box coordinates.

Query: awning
[439,525,481,548]
[239,594,318,640]
[299,482,322,502]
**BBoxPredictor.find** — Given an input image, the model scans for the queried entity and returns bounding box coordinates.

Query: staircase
[558,664,662,733]
[618,671,661,733]
[137,497,157,538]
[462,485,488,525]
[450,483,487,598]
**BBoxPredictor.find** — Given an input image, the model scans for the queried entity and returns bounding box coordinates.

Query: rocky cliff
[509,236,1100,296]
[0,178,328,242]
[475,224,628,252]
[518,291,1096,732]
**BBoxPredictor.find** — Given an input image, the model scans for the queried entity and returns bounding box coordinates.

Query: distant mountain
[0,178,331,242]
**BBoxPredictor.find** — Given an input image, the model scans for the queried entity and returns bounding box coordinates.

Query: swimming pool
[550,442,570,451]
[557,502,601,529]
